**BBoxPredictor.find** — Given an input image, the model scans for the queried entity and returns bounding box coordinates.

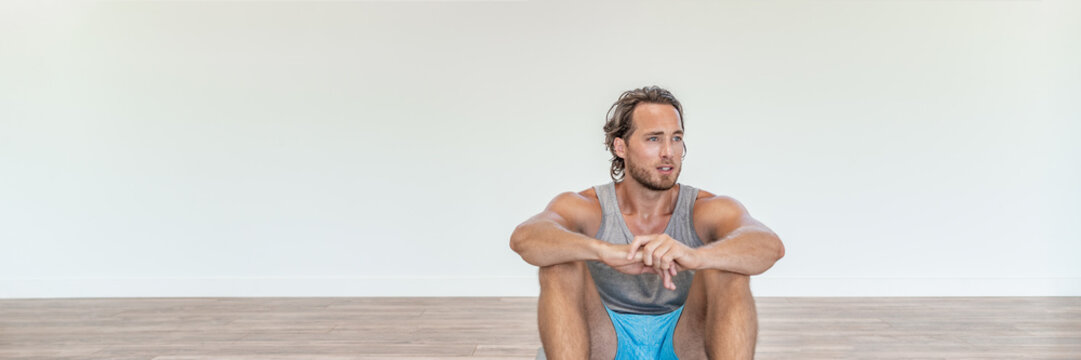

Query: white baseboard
[753,277,1081,297]
[2,276,1079,298]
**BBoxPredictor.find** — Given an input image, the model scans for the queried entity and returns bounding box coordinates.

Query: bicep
[525,192,590,235]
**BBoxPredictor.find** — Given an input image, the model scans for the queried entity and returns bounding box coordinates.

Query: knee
[697,269,752,295]
[538,261,587,289]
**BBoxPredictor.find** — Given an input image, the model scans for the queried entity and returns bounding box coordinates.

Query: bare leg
[673,269,758,360]
[537,261,617,360]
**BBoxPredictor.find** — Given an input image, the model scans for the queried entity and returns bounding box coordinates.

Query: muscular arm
[692,195,785,276]
[509,192,608,267]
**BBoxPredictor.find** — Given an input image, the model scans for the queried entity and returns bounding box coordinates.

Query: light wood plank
[0,297,1077,358]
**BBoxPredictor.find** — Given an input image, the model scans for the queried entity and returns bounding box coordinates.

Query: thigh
[672,271,709,360]
[580,262,619,360]
[672,269,756,360]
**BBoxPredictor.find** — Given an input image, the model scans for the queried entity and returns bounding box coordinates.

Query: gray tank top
[587,181,705,315]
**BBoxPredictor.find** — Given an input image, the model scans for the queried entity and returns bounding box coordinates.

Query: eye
[648,136,658,141]
[673,136,682,142]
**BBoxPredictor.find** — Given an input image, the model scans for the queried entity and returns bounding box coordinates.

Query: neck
[614,179,680,218]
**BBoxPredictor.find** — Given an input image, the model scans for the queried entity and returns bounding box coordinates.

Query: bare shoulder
[548,188,600,209]
[693,189,747,217]
[691,189,757,243]
[543,187,603,235]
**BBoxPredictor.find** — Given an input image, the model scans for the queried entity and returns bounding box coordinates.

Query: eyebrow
[642,130,684,136]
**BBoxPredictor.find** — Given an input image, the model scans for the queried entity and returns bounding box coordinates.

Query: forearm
[694,226,784,276]
[510,221,606,267]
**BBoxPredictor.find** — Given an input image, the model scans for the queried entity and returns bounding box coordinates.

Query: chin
[646,178,678,191]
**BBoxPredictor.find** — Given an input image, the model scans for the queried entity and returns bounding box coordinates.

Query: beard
[626,159,680,191]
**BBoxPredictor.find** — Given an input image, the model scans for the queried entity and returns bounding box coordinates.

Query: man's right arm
[509,192,609,267]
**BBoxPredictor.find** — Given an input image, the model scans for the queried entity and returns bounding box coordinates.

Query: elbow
[509,225,525,254]
[510,226,547,267]
[774,236,785,261]
[509,223,532,257]
[752,236,785,276]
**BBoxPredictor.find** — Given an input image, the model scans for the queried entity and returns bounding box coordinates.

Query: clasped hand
[600,234,701,291]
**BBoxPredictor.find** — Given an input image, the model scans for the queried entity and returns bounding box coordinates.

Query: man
[509,86,785,360]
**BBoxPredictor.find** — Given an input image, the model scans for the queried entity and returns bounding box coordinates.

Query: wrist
[689,247,708,270]
[590,240,609,262]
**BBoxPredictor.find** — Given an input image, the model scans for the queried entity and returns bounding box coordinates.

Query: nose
[660,139,673,158]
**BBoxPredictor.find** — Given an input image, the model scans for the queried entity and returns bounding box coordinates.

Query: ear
[614,137,626,159]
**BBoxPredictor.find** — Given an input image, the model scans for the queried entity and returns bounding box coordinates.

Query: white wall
[1,0,1078,298]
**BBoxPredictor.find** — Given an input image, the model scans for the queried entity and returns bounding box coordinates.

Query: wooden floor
[1,297,1079,359]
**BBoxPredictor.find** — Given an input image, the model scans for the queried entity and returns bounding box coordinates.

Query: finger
[642,242,662,267]
[656,254,671,278]
[659,250,675,272]
[663,269,673,290]
[627,235,654,260]
[652,245,664,269]
[654,244,672,271]
[652,251,670,272]
[668,263,679,289]
[653,237,676,269]
[665,247,683,272]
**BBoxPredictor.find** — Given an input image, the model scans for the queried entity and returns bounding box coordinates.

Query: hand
[627,234,701,290]
[599,243,661,276]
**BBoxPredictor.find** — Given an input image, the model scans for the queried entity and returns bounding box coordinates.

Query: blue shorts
[604,304,683,360]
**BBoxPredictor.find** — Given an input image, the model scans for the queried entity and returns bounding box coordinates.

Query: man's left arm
[690,195,785,276]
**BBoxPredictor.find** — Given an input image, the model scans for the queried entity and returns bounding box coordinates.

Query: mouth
[657,166,674,175]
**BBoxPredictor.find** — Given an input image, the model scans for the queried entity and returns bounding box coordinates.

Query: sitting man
[510,86,785,360]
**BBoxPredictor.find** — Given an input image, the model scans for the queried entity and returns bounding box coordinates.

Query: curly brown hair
[603,86,685,182]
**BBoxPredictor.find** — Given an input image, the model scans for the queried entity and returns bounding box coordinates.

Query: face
[614,103,684,191]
